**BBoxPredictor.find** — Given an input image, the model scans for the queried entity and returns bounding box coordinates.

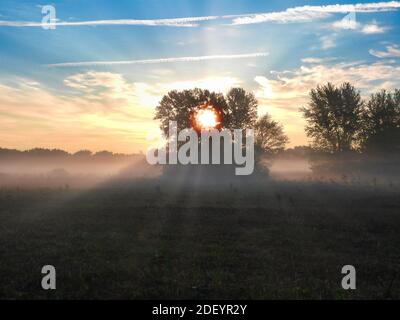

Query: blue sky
[0,0,400,152]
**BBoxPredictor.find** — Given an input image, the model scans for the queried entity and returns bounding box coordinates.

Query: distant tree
[25,148,70,157]
[300,82,363,152]
[93,151,114,157]
[361,89,400,153]
[254,114,289,155]
[73,150,92,157]
[225,88,258,129]
[0,148,21,157]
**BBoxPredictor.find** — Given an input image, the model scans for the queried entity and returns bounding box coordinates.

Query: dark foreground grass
[0,179,399,299]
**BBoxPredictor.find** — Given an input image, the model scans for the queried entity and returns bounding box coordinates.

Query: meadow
[0,175,399,299]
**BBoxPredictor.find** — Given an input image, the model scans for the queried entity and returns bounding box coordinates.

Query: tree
[154,88,228,136]
[300,82,363,152]
[254,114,289,155]
[73,150,93,157]
[154,87,259,137]
[361,89,400,153]
[225,88,258,129]
[93,150,114,157]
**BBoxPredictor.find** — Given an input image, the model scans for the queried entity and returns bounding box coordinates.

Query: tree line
[0,148,139,159]
[155,83,400,156]
[301,82,400,154]
[2,83,398,160]
[154,88,288,155]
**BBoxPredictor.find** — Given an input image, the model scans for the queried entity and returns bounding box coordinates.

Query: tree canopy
[361,89,400,153]
[154,87,258,136]
[300,82,363,153]
[225,88,258,129]
[154,88,228,136]
[254,114,289,155]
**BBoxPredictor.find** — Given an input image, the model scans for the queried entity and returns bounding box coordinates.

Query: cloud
[301,57,337,63]
[0,16,218,28]
[254,58,400,145]
[230,1,400,25]
[330,16,387,34]
[362,22,387,33]
[46,52,269,68]
[230,10,330,25]
[1,1,399,28]
[320,35,336,50]
[255,59,400,114]
[64,71,241,100]
[0,71,244,151]
[0,75,159,152]
[331,17,359,30]
[369,44,400,57]
[160,76,241,93]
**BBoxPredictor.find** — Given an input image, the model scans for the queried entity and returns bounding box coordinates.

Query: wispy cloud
[1,1,399,28]
[0,16,218,28]
[361,22,387,33]
[45,52,269,68]
[254,58,400,144]
[329,16,388,34]
[301,57,337,63]
[0,72,242,152]
[320,35,337,50]
[331,17,359,30]
[230,1,400,25]
[369,44,400,57]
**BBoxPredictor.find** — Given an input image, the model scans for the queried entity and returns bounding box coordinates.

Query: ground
[0,178,399,299]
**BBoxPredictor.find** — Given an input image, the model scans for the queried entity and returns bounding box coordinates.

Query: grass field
[0,177,399,299]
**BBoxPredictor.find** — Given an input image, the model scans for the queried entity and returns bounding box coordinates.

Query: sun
[191,104,222,132]
[196,109,218,129]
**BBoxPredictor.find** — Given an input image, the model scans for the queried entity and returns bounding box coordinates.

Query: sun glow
[191,104,222,131]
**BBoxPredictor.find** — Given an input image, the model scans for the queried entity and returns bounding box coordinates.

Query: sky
[0,0,400,153]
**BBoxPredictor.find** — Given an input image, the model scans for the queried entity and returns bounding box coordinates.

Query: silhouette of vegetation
[155,87,288,178]
[301,82,363,153]
[360,89,400,154]
[302,83,400,177]
[154,88,228,136]
[73,150,93,157]
[255,113,289,155]
[302,83,400,155]
[225,87,258,129]
[0,147,138,159]
[155,87,259,135]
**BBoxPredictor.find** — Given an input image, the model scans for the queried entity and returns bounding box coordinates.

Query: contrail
[45,52,269,68]
[0,16,218,28]
[2,1,399,28]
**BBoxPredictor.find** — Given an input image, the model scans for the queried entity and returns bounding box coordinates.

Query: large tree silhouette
[225,88,258,129]
[154,88,228,136]
[300,82,363,152]
[154,87,258,136]
[361,89,400,153]
[254,114,289,155]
